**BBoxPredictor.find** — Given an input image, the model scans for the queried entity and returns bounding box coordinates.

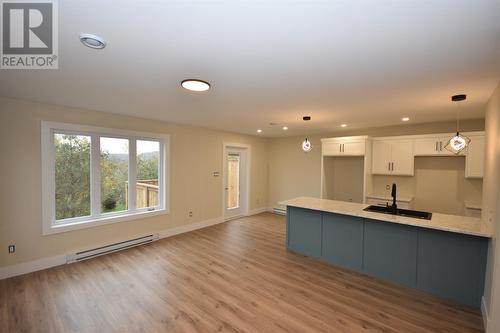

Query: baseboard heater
[272,207,286,215]
[66,233,159,264]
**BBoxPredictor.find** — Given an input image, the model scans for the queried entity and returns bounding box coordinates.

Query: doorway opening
[223,144,250,220]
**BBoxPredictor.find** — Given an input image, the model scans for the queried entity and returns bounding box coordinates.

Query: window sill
[43,209,169,235]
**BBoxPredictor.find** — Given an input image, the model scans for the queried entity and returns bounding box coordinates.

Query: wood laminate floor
[0,213,484,333]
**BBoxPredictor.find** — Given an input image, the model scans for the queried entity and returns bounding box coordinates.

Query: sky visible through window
[101,139,159,154]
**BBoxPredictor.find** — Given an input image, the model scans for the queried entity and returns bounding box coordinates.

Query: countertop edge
[281,197,492,238]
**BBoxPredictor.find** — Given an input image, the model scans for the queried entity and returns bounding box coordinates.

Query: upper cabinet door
[322,141,343,156]
[414,137,442,156]
[372,141,392,175]
[465,136,485,178]
[343,140,365,156]
[414,137,459,156]
[391,140,414,176]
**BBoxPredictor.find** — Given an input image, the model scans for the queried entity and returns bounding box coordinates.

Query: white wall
[482,82,500,332]
[267,120,485,210]
[0,97,269,268]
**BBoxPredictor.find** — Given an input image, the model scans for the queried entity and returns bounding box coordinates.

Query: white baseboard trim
[247,207,268,216]
[0,216,231,280]
[158,216,224,239]
[0,254,67,280]
[481,296,490,332]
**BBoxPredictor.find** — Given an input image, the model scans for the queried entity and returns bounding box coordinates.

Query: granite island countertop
[280,197,491,238]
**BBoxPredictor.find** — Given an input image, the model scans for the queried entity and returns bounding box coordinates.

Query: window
[42,122,169,234]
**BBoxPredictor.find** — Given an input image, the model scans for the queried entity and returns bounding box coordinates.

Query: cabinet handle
[436,141,438,151]
[392,162,394,171]
[388,162,390,171]
[440,141,443,151]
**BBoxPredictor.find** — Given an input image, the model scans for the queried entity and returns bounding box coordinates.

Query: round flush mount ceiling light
[402,117,410,122]
[181,79,210,92]
[79,33,106,49]
[257,129,262,133]
[282,126,288,131]
[341,123,347,127]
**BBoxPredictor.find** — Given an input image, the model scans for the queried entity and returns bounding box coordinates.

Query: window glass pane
[136,140,160,209]
[54,133,91,220]
[227,153,240,209]
[100,137,129,213]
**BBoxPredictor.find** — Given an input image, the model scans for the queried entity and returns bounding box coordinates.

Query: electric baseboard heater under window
[272,207,286,215]
[66,234,159,263]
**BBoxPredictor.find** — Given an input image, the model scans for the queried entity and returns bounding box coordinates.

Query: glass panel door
[226,153,240,210]
[224,147,247,219]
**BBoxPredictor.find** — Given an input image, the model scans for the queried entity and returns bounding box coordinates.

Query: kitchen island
[281,197,492,308]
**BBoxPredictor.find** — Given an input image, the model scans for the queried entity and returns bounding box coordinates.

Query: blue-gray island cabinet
[286,205,489,308]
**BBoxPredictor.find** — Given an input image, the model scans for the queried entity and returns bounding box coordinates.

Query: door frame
[222,142,251,220]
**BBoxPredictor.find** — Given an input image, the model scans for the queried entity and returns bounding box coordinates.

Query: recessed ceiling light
[257,129,262,133]
[282,126,288,130]
[181,79,210,92]
[79,33,106,49]
[402,117,410,122]
[341,124,347,127]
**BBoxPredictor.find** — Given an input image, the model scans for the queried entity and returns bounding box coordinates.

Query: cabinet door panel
[417,228,488,307]
[414,138,441,156]
[372,141,392,175]
[465,136,484,178]
[391,140,414,176]
[287,207,322,257]
[343,141,365,156]
[322,213,363,271]
[363,219,418,287]
[322,142,343,156]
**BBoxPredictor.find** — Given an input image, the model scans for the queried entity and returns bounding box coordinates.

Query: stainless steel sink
[363,205,432,220]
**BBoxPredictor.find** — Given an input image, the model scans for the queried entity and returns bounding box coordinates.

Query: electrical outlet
[188,211,193,217]
[386,184,390,190]
[8,245,15,253]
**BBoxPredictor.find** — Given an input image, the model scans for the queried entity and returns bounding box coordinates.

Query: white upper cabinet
[321,137,367,156]
[322,141,343,156]
[414,136,461,156]
[465,135,485,178]
[372,139,414,176]
[372,141,392,174]
[391,140,415,175]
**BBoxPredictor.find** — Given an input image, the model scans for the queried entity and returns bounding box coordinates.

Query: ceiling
[1,0,499,137]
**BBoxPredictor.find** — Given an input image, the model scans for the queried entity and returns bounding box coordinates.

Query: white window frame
[41,121,170,235]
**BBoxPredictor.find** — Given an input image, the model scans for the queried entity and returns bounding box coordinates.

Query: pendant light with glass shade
[444,94,471,154]
[301,116,313,152]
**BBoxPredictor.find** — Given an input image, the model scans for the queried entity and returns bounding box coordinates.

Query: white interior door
[224,147,248,219]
